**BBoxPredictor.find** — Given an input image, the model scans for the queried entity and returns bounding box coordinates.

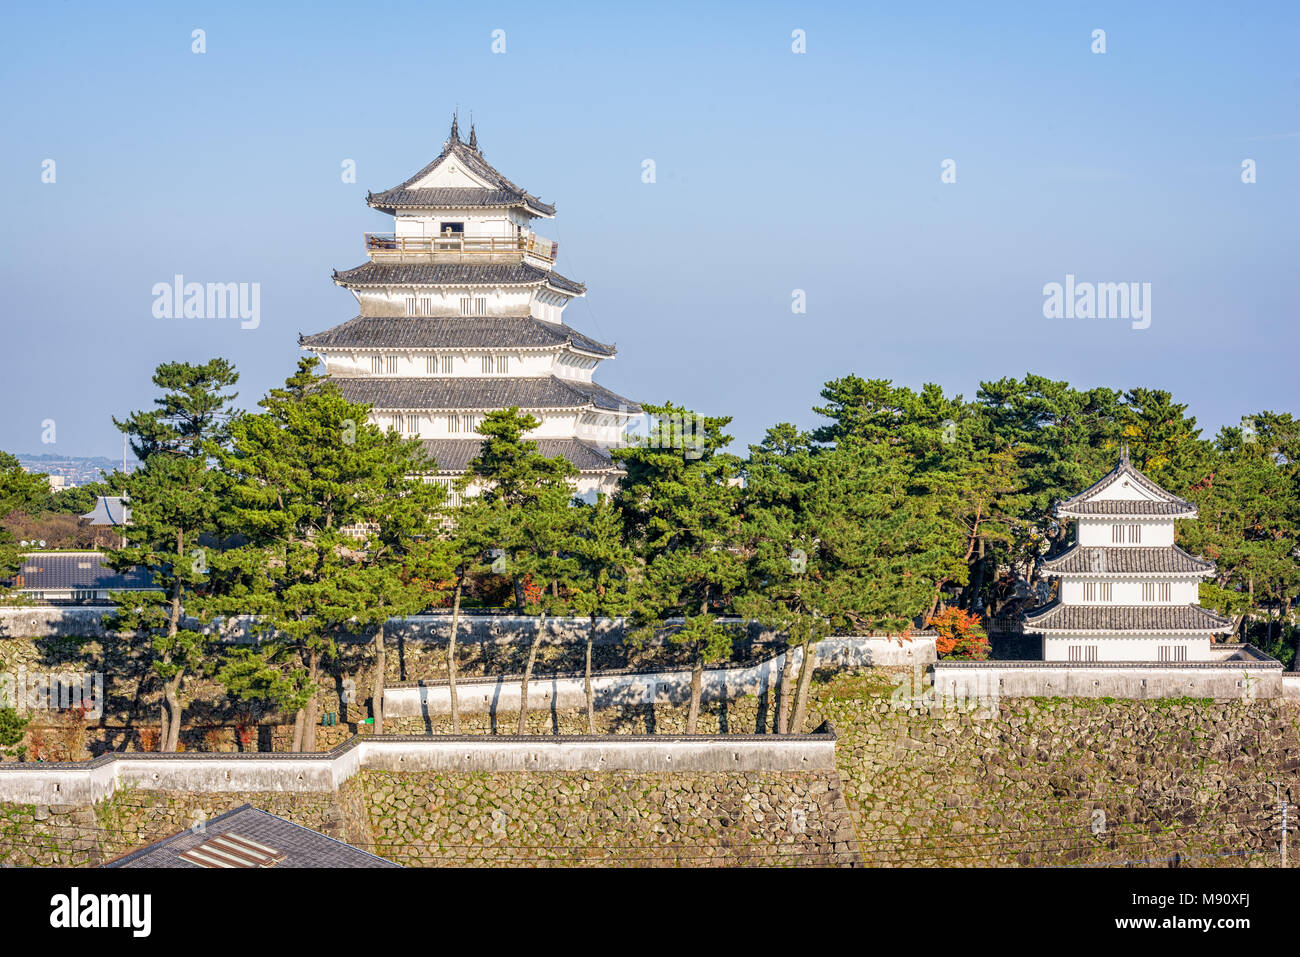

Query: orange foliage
[925,607,992,660]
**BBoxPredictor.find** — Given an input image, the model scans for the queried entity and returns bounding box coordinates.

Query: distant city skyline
[2,1,1296,459]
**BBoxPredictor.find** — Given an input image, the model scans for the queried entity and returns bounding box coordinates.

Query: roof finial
[469,113,477,151]
[450,111,460,141]
[1120,442,1130,465]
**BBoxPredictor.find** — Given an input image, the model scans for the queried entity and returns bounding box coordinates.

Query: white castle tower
[1028,448,1232,662]
[301,116,639,503]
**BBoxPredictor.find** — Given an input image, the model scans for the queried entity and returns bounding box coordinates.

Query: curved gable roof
[368,125,555,217]
[1057,450,1196,519]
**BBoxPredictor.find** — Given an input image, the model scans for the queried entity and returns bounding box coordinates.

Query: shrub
[926,608,992,660]
[138,727,160,753]
[0,707,28,758]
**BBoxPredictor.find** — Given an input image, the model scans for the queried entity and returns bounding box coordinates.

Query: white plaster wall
[357,288,534,317]
[0,735,837,805]
[394,211,516,239]
[1092,479,1164,503]
[1077,519,1176,546]
[531,291,575,324]
[934,660,1279,701]
[1058,579,1201,604]
[319,351,566,380]
[1042,635,1214,662]
[385,636,939,717]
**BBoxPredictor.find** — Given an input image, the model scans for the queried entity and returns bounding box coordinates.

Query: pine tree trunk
[157,701,170,753]
[163,674,183,752]
[372,622,386,736]
[291,709,305,753]
[161,530,185,753]
[518,613,544,735]
[585,616,596,734]
[790,638,816,734]
[448,579,462,733]
[686,656,703,733]
[925,588,943,624]
[302,651,320,752]
[776,643,795,735]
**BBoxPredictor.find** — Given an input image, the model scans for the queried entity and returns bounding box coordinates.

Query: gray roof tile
[368,187,537,211]
[334,376,640,414]
[1024,602,1232,633]
[105,804,400,868]
[370,132,555,217]
[333,261,585,296]
[1058,454,1196,518]
[1039,545,1215,576]
[1059,500,1195,516]
[300,316,614,356]
[80,495,129,526]
[422,438,619,473]
[12,553,154,591]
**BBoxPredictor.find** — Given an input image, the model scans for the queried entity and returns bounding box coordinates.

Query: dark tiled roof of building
[1039,545,1215,576]
[1057,452,1196,518]
[1024,602,1233,633]
[80,495,129,526]
[299,316,614,356]
[334,376,640,414]
[104,804,400,869]
[369,129,555,217]
[368,187,540,211]
[12,553,155,591]
[422,438,619,473]
[1058,500,1195,516]
[333,261,585,296]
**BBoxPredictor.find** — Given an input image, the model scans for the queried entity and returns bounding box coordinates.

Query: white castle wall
[1076,520,1176,547]
[1058,580,1201,604]
[1042,635,1213,662]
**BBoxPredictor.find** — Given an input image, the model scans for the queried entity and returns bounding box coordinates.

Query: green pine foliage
[3,355,1294,749]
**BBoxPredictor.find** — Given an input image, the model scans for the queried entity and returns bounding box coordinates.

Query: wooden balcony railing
[365,232,557,264]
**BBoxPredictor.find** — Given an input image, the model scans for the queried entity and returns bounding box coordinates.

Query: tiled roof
[1059,500,1194,516]
[299,316,614,357]
[11,553,154,591]
[369,130,555,217]
[422,438,619,473]
[333,261,585,296]
[104,804,400,868]
[1024,602,1233,633]
[1039,545,1215,577]
[368,187,538,211]
[1057,453,1196,518]
[334,376,640,414]
[80,495,129,526]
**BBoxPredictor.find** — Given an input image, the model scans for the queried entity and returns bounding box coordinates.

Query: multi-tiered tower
[301,117,639,503]
[1027,449,1232,661]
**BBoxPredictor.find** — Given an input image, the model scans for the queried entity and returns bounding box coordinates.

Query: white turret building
[1026,449,1232,662]
[301,116,639,503]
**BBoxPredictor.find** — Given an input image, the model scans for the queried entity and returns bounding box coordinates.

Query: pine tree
[458,407,579,733]
[105,358,239,751]
[569,494,637,732]
[214,358,440,751]
[615,402,744,733]
[0,451,51,601]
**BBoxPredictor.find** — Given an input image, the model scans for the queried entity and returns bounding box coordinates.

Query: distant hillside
[13,452,138,485]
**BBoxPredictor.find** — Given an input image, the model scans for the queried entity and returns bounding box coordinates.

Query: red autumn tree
[925,607,991,660]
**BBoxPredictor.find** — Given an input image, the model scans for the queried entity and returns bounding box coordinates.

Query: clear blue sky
[1,0,1296,459]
